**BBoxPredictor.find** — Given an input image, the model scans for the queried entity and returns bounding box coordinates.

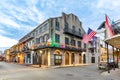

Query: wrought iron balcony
[65,44,86,51]
[33,42,86,52]
[63,28,83,39]
[34,42,48,50]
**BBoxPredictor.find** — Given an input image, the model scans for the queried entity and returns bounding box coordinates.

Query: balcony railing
[32,42,86,51]
[63,28,83,39]
[9,42,86,53]
[10,50,18,54]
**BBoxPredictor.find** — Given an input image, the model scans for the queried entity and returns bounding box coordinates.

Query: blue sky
[0,0,120,52]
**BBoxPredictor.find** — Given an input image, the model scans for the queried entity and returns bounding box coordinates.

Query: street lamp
[39,50,42,67]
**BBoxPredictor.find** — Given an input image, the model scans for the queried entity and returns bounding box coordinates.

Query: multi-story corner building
[8,12,87,67]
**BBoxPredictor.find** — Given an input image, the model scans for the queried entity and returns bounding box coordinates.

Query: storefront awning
[105,34,120,49]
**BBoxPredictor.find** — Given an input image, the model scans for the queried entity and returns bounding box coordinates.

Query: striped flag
[82,28,96,44]
[105,15,114,37]
[82,34,89,44]
[87,28,97,41]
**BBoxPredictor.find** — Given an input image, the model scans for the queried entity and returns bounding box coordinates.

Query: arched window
[72,25,75,33]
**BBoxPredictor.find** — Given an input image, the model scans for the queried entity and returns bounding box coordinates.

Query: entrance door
[71,53,75,64]
[54,54,62,65]
[83,54,86,63]
[65,53,69,65]
[79,54,82,64]
[91,57,95,63]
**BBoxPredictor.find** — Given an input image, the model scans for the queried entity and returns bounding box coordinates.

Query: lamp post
[39,50,42,67]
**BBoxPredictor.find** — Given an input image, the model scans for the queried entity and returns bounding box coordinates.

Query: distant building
[0,51,1,57]
[0,51,3,61]
[4,49,11,62]
[88,37,101,63]
[112,19,120,34]
[98,19,120,63]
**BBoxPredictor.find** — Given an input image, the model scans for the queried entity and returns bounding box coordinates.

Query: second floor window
[42,36,45,42]
[72,25,75,33]
[36,38,40,44]
[55,34,60,43]
[39,27,42,33]
[55,20,60,31]
[79,28,81,36]
[65,37,69,45]
[71,39,76,46]
[77,41,81,47]
[65,22,69,30]
[84,43,86,48]
[36,30,38,35]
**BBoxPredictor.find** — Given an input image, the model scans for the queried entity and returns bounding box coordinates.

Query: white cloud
[0,29,7,34]
[0,13,21,28]
[0,35,18,47]
[0,29,14,36]
[27,7,44,23]
[89,0,120,22]
[0,0,45,29]
[25,0,45,23]
[97,0,120,10]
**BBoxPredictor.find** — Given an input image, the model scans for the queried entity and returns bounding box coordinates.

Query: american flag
[82,34,89,44]
[82,28,96,44]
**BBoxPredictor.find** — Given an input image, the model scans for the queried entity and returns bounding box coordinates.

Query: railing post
[106,42,110,73]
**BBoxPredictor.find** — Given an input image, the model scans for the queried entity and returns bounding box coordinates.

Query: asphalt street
[0,62,120,80]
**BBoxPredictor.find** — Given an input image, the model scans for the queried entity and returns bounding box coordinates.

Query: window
[36,38,40,44]
[78,41,81,47]
[71,39,76,46]
[40,36,44,42]
[79,28,81,36]
[39,37,42,43]
[44,23,48,30]
[84,43,86,48]
[39,27,42,33]
[91,49,94,53]
[43,36,45,42]
[65,37,69,45]
[72,25,75,33]
[65,22,69,31]
[55,20,60,31]
[32,40,34,44]
[32,33,35,37]
[55,34,60,43]
[44,34,49,42]
[36,30,38,35]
